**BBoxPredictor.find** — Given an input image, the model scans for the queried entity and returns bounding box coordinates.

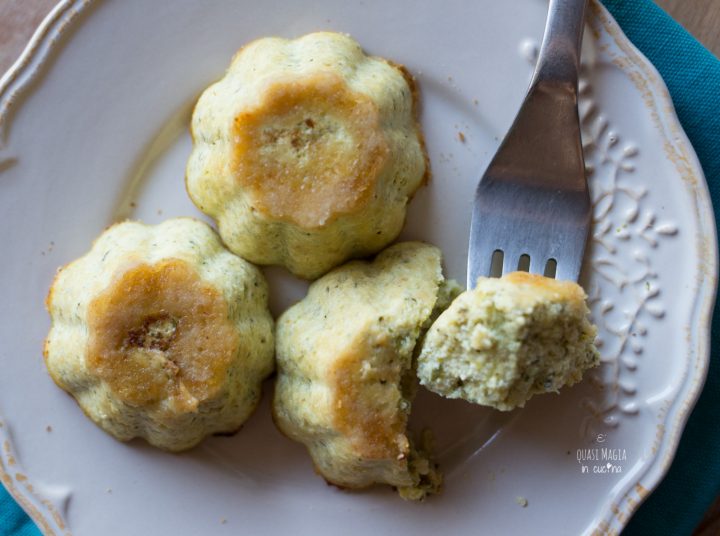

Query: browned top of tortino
[330,330,410,461]
[232,72,390,229]
[86,259,239,411]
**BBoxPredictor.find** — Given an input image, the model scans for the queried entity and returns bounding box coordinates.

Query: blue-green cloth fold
[600,1,720,535]
[0,485,39,536]
[2,1,719,535]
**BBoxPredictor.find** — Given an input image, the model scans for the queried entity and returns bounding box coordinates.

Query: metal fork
[467,0,590,287]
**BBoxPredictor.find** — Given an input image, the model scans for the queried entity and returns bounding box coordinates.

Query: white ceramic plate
[0,1,716,534]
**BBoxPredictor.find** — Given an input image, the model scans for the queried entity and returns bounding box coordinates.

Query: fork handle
[531,0,588,90]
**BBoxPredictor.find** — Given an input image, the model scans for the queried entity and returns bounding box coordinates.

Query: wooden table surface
[1,0,719,534]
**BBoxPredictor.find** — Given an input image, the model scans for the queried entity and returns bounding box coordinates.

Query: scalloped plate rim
[585,2,718,530]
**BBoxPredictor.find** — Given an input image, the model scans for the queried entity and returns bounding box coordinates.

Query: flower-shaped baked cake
[273,242,457,499]
[186,32,428,279]
[44,218,274,451]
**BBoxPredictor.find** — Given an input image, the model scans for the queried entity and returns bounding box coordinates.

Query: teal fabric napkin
[599,1,720,535]
[2,1,719,535]
[0,489,38,536]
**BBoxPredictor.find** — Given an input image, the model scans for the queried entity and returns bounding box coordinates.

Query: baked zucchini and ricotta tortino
[44,218,274,452]
[186,32,428,279]
[273,242,458,500]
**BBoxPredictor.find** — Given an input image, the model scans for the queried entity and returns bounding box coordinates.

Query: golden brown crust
[330,332,408,461]
[503,271,587,301]
[232,72,390,228]
[85,259,239,411]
